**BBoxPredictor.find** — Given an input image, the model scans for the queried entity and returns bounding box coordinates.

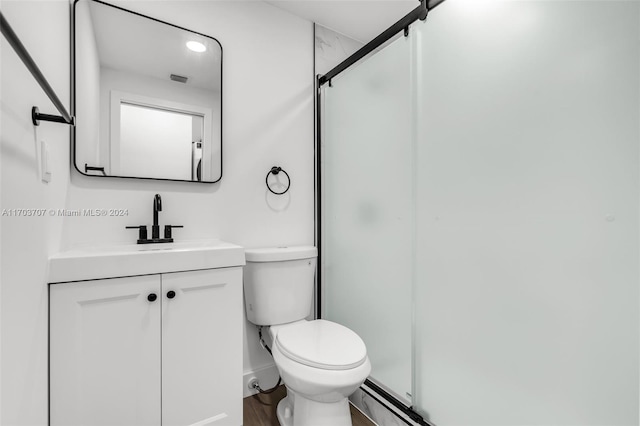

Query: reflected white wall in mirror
[73,0,222,182]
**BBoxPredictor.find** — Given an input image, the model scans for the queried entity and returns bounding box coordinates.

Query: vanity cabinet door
[49,275,162,426]
[161,267,243,426]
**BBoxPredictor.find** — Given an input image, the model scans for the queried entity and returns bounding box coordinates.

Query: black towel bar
[1,12,75,126]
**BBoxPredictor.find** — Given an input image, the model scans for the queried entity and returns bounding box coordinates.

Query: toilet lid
[275,320,367,370]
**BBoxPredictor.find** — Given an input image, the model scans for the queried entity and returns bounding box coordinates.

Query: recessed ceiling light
[186,41,206,53]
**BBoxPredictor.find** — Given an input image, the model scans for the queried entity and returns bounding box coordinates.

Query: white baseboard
[243,364,280,397]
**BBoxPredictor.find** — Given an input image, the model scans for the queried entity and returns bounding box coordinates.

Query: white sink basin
[48,240,245,283]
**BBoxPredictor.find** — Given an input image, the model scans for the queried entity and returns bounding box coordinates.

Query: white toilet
[243,246,371,426]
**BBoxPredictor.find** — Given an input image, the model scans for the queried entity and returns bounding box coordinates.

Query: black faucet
[152,194,162,239]
[126,194,183,244]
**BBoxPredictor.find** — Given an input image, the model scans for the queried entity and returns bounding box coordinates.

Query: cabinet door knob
[167,290,176,299]
[147,293,157,302]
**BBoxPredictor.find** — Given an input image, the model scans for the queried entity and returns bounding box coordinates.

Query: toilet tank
[243,246,317,326]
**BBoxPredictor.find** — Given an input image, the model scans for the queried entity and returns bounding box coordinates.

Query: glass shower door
[320,1,639,424]
[413,1,639,424]
[321,32,415,403]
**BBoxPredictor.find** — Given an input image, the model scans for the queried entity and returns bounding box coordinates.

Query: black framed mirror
[72,0,222,183]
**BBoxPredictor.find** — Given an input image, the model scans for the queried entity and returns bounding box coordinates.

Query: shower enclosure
[318,1,639,425]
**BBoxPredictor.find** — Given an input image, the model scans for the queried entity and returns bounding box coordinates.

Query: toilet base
[276,395,294,426]
[276,388,352,426]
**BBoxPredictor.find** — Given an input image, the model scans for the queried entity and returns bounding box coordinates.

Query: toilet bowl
[269,322,371,426]
[270,320,371,426]
[243,247,371,426]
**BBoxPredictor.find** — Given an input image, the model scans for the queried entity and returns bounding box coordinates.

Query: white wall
[415,1,639,424]
[1,2,71,424]
[1,1,314,424]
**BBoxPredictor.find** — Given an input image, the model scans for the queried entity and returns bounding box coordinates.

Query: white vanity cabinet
[161,268,242,426]
[48,241,244,426]
[50,274,163,426]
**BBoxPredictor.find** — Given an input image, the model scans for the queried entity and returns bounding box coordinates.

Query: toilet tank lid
[245,246,317,262]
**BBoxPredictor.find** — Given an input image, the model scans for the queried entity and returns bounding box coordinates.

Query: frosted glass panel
[322,34,414,402]
[414,1,639,424]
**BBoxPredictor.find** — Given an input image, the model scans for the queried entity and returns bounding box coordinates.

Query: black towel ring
[266,166,290,195]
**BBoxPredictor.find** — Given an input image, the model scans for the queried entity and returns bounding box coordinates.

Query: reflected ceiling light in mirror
[186,41,206,53]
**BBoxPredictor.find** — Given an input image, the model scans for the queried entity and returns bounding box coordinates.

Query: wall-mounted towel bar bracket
[32,106,75,126]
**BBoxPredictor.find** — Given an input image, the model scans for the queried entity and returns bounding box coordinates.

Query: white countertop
[48,240,245,283]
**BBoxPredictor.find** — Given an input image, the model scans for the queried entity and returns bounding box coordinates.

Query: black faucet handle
[164,225,183,239]
[126,225,148,241]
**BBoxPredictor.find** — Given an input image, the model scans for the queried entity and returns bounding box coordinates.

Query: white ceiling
[264,0,419,43]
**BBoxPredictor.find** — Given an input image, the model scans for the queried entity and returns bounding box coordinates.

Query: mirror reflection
[73,0,222,182]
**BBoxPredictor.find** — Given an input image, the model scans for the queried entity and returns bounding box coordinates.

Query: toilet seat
[275,320,367,370]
